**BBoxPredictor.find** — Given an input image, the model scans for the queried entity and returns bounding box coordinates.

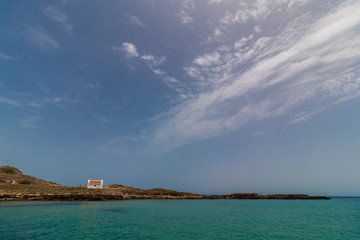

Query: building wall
[87,184,103,189]
[87,179,103,189]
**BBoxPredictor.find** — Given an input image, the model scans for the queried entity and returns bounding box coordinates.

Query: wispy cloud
[141,55,166,67]
[193,51,222,67]
[177,10,194,25]
[1,91,78,131]
[254,131,264,136]
[124,14,145,29]
[98,135,141,156]
[27,96,64,108]
[44,6,73,34]
[153,69,178,84]
[86,83,100,89]
[209,0,225,4]
[26,25,60,50]
[3,91,77,111]
[0,96,20,107]
[177,0,195,25]
[254,25,262,33]
[146,1,360,152]
[45,96,80,108]
[0,52,15,61]
[114,42,139,58]
[19,116,43,128]
[207,0,310,43]
[114,42,165,65]
[113,42,178,90]
[220,0,310,25]
[86,114,109,125]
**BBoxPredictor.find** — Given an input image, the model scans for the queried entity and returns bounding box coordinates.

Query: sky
[1,0,360,196]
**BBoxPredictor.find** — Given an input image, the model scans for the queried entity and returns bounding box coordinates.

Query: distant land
[0,166,330,201]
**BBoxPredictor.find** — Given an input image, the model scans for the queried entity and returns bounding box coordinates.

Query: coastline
[0,166,330,201]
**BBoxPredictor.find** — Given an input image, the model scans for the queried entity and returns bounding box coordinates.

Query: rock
[209,193,330,200]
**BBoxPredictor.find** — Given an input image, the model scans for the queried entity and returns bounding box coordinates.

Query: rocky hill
[0,166,204,201]
[0,166,60,186]
[0,166,329,201]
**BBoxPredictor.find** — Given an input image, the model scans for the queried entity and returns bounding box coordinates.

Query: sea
[1,198,359,239]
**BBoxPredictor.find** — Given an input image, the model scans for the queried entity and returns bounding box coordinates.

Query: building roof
[88,180,102,185]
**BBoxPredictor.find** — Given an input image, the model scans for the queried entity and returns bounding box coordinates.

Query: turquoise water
[1,199,359,239]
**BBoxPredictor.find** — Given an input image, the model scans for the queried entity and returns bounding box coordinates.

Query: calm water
[1,198,359,239]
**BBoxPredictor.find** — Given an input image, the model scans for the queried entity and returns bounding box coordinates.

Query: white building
[87,179,103,189]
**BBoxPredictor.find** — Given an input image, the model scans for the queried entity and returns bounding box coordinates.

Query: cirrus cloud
[146,1,360,152]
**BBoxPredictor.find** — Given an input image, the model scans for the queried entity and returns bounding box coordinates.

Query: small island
[0,166,330,201]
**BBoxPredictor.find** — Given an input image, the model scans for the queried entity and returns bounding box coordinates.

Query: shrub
[3,168,15,174]
[20,180,31,184]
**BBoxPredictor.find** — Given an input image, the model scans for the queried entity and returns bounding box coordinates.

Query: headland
[0,166,330,201]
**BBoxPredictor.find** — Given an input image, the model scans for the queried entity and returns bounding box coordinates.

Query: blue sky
[1,0,360,196]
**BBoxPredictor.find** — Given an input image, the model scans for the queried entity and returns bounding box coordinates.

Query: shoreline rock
[209,193,330,200]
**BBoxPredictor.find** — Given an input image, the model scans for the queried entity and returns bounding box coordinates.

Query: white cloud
[181,0,195,11]
[254,25,262,33]
[234,36,250,49]
[19,116,43,128]
[52,97,62,103]
[287,0,311,8]
[141,55,166,66]
[113,42,177,91]
[220,3,268,25]
[125,14,145,29]
[86,83,100,89]
[0,96,20,107]
[0,52,15,60]
[27,26,60,50]
[214,28,222,37]
[177,0,195,25]
[178,10,194,25]
[98,135,140,156]
[220,0,311,26]
[153,69,166,75]
[254,131,265,136]
[13,91,78,110]
[117,42,139,57]
[44,6,67,22]
[141,55,156,62]
[94,114,109,124]
[146,1,360,152]
[153,69,178,84]
[185,67,205,81]
[44,6,73,34]
[114,43,165,66]
[26,96,71,109]
[207,28,225,43]
[220,12,235,25]
[288,112,312,124]
[209,0,225,4]
[194,52,221,66]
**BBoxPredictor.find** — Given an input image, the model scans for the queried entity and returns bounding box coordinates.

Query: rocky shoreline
[208,193,330,200]
[0,192,330,201]
[0,166,330,201]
